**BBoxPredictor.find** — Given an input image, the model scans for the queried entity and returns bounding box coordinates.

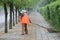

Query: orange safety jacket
[20,13,31,25]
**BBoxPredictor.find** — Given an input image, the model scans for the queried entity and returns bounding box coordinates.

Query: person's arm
[29,19,31,23]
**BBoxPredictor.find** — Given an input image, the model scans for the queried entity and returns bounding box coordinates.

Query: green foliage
[39,0,56,7]
[40,1,60,31]
[19,0,40,9]
[0,0,40,10]
[0,0,9,3]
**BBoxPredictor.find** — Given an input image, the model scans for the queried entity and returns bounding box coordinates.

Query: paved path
[0,11,60,40]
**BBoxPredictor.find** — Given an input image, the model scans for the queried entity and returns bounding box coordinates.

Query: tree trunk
[47,7,50,19]
[3,3,8,33]
[16,7,18,24]
[12,3,15,26]
[9,3,13,29]
[13,10,15,26]
[18,8,20,22]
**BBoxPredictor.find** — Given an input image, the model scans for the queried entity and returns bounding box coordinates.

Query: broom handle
[31,22,48,29]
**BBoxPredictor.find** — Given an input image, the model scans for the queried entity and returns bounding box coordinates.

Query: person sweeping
[20,10,31,35]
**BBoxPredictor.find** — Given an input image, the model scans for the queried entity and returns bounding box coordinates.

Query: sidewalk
[0,23,36,40]
[0,11,60,40]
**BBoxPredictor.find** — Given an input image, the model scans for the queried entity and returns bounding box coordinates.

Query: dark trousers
[24,24,28,34]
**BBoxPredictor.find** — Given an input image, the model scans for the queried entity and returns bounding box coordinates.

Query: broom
[31,22,59,33]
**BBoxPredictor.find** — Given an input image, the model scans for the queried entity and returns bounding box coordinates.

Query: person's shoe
[25,32,28,34]
[21,33,24,35]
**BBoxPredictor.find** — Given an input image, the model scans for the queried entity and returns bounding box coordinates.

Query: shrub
[40,1,60,31]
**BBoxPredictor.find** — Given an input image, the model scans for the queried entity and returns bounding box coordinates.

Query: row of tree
[0,0,40,33]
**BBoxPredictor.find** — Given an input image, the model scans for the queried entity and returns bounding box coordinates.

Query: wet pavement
[0,10,60,40]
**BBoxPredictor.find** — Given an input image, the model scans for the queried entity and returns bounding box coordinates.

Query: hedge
[39,1,60,31]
